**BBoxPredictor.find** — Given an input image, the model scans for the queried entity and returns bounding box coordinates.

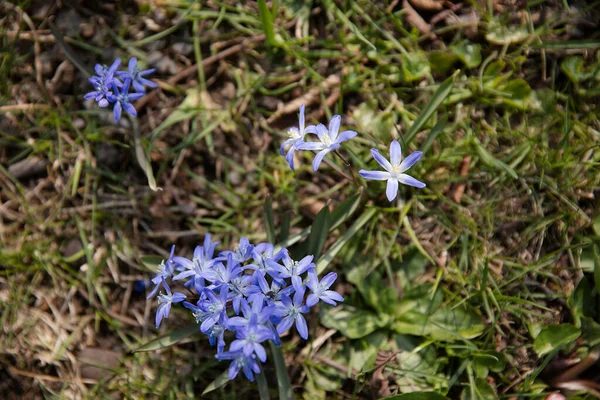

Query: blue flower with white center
[298,114,357,171]
[228,295,274,328]
[229,313,274,362]
[147,245,176,299]
[172,243,221,291]
[305,269,344,307]
[245,243,285,280]
[228,275,261,314]
[273,277,310,339]
[220,237,254,264]
[212,253,242,288]
[217,350,261,382]
[84,58,121,107]
[117,57,158,93]
[267,252,314,282]
[155,280,186,328]
[107,78,144,122]
[196,287,228,333]
[359,139,426,201]
[280,104,317,170]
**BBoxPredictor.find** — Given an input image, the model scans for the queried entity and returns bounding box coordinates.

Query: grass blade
[307,203,331,262]
[264,196,276,244]
[258,0,277,47]
[270,342,294,400]
[134,324,199,352]
[406,74,455,144]
[316,208,377,274]
[202,369,231,395]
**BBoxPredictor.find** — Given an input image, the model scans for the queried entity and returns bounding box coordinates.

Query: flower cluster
[84,58,157,122]
[149,235,343,382]
[281,105,426,201]
[280,105,357,171]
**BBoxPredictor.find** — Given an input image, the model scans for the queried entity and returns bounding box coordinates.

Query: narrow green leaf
[474,139,518,179]
[316,208,376,274]
[202,369,231,395]
[307,204,331,261]
[258,0,277,47]
[330,193,362,230]
[134,324,199,352]
[280,210,291,243]
[594,245,600,293]
[421,117,446,154]
[270,342,294,400]
[264,196,276,244]
[381,392,449,400]
[533,324,581,357]
[322,0,376,51]
[406,74,455,143]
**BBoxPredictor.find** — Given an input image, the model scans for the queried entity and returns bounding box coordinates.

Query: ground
[1,0,600,399]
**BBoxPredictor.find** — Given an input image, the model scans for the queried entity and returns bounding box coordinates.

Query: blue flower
[155,280,186,328]
[267,252,314,281]
[280,105,317,170]
[172,240,222,291]
[84,58,121,107]
[228,275,261,314]
[107,78,144,122]
[199,287,229,333]
[273,277,310,339]
[299,114,357,171]
[305,269,344,307]
[359,140,426,201]
[212,253,242,287]
[220,237,254,264]
[217,351,261,382]
[118,57,158,93]
[147,245,176,299]
[229,314,274,362]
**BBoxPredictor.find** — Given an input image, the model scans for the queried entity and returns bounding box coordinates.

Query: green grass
[1,0,600,398]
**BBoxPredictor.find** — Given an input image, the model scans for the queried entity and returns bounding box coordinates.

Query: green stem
[269,342,295,400]
[256,366,270,400]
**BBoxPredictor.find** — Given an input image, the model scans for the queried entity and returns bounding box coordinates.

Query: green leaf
[561,56,590,83]
[308,204,331,261]
[401,51,431,83]
[321,305,386,339]
[349,331,388,372]
[202,369,230,395]
[474,139,518,179]
[330,194,362,230]
[316,208,376,274]
[322,0,376,51]
[141,255,163,272]
[461,378,498,400]
[485,21,529,45]
[428,51,458,74]
[568,276,595,327]
[581,317,600,347]
[406,74,455,144]
[472,351,506,378]
[356,273,399,317]
[264,196,276,244]
[382,393,449,400]
[533,324,581,357]
[270,342,294,400]
[593,245,600,293]
[394,305,484,341]
[258,0,277,47]
[451,42,482,68]
[134,324,199,352]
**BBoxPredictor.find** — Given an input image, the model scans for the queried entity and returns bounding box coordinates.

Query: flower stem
[256,367,270,400]
[269,342,295,400]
